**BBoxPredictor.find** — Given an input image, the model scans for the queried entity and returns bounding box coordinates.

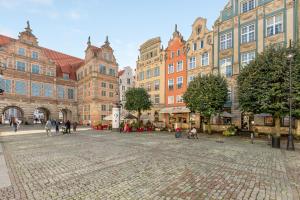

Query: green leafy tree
[183,74,228,134]
[124,88,152,126]
[237,44,300,136]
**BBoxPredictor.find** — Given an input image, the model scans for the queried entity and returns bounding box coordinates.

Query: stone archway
[2,106,24,124]
[60,109,72,122]
[33,107,51,124]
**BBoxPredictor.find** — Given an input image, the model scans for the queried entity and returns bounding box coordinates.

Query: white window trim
[241,23,255,44]
[201,52,209,66]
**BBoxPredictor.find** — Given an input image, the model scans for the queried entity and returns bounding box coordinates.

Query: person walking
[73,121,78,132]
[45,119,52,136]
[55,120,60,135]
[65,120,71,134]
[12,119,17,132]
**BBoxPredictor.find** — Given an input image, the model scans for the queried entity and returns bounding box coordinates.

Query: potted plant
[223,125,237,136]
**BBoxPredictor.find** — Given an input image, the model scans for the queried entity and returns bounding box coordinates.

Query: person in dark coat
[65,120,71,134]
[55,120,60,134]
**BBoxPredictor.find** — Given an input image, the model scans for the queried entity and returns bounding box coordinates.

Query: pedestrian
[45,119,52,136]
[73,121,78,132]
[55,120,60,135]
[65,120,71,134]
[12,119,17,132]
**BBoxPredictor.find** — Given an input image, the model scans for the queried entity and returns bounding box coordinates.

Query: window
[32,64,40,74]
[176,95,183,103]
[168,96,174,104]
[101,105,106,111]
[147,83,151,91]
[101,115,106,121]
[241,0,255,13]
[109,84,113,89]
[168,64,174,74]
[109,92,113,97]
[171,51,175,59]
[139,71,144,80]
[220,58,232,78]
[1,79,11,93]
[168,79,174,90]
[201,52,209,66]
[188,57,196,70]
[266,14,283,37]
[241,51,256,68]
[146,69,152,79]
[122,86,126,91]
[18,48,25,56]
[177,61,183,72]
[99,65,106,74]
[177,49,180,56]
[46,71,54,77]
[68,88,74,99]
[193,42,197,51]
[57,86,64,99]
[154,67,160,76]
[63,73,69,80]
[44,84,53,97]
[32,51,38,60]
[101,90,106,96]
[15,81,26,95]
[16,61,26,71]
[31,83,41,96]
[154,80,160,91]
[127,78,131,85]
[188,75,195,85]
[101,82,106,88]
[109,68,116,76]
[177,77,183,89]
[227,87,232,102]
[154,95,160,104]
[200,40,204,49]
[241,23,255,44]
[220,32,232,50]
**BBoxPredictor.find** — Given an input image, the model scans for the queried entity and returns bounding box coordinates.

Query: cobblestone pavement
[0,130,300,200]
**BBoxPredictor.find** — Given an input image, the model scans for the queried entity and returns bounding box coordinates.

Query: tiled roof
[118,69,125,77]
[0,34,83,81]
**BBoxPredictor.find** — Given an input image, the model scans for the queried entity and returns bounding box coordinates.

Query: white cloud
[67,10,81,20]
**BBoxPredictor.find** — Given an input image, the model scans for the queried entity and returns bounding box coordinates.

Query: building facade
[136,37,165,122]
[0,22,119,125]
[118,66,135,107]
[161,25,189,129]
[213,0,299,132]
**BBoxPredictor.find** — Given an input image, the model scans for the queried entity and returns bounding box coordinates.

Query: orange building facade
[161,25,190,129]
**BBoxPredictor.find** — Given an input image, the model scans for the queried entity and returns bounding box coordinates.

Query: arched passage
[33,107,51,124]
[60,109,72,122]
[2,106,24,124]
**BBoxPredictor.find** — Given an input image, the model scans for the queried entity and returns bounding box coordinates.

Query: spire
[105,35,110,46]
[25,20,32,33]
[175,24,178,32]
[87,36,91,46]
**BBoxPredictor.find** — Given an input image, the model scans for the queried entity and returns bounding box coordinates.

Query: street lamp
[287,40,295,151]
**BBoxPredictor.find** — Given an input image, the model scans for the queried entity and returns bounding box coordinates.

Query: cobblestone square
[0,130,300,200]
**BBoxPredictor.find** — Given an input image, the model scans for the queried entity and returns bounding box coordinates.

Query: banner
[112,107,120,129]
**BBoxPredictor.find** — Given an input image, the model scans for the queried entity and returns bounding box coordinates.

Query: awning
[159,107,191,114]
[220,111,233,118]
[103,113,138,121]
[103,115,112,121]
[255,113,272,117]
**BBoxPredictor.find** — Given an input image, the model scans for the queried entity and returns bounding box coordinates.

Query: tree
[124,88,152,126]
[183,74,228,134]
[237,44,300,137]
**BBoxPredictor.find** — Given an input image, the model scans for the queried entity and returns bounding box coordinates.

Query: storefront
[160,107,191,130]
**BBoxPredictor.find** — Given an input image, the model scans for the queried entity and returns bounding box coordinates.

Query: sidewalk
[0,125,91,137]
[0,143,11,188]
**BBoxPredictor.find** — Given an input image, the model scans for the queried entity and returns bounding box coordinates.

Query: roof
[0,34,83,81]
[118,69,125,77]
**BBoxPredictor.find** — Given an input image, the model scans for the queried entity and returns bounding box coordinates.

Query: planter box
[272,136,281,148]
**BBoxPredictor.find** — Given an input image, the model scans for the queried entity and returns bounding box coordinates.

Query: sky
[0,0,228,69]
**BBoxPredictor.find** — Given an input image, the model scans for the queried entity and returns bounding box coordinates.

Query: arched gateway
[33,107,51,124]
[2,106,24,124]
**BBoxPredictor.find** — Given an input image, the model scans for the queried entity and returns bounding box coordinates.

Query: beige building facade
[213,0,299,132]
[136,37,165,122]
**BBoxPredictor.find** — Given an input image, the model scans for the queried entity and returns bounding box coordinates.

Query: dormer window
[241,0,255,13]
[18,48,25,56]
[63,73,69,80]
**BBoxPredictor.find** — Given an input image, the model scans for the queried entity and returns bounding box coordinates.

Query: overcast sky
[0,0,228,69]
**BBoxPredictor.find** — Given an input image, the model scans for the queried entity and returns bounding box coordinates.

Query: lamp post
[287,40,295,151]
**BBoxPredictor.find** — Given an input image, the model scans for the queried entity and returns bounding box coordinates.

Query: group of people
[45,120,78,136]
